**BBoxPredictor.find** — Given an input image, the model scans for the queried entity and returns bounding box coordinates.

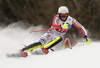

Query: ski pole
[30,28,55,33]
[30,27,61,33]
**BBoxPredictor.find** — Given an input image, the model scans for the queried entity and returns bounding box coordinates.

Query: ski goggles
[60,13,67,17]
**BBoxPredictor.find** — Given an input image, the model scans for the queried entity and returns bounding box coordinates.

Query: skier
[20,6,91,57]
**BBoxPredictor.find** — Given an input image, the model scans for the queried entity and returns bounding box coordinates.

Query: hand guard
[61,24,71,29]
[84,36,91,45]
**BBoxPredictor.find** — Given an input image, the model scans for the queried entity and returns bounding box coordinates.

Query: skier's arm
[72,18,87,37]
[72,18,91,44]
[52,15,60,28]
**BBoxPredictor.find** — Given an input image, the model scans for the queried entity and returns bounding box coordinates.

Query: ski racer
[21,6,91,57]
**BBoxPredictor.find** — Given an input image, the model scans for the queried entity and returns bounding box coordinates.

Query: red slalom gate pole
[63,38,72,49]
[30,28,54,33]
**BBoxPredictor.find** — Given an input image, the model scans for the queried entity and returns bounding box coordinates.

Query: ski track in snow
[0,23,100,68]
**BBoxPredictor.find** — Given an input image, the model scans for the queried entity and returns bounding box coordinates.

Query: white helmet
[58,6,69,14]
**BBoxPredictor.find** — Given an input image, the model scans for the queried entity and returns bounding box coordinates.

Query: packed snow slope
[0,23,100,68]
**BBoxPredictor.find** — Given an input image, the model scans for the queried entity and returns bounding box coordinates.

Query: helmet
[58,6,69,14]
[58,6,69,22]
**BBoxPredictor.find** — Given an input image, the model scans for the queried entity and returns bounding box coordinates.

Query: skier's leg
[21,30,52,54]
[43,36,62,49]
[41,36,62,54]
[22,42,42,53]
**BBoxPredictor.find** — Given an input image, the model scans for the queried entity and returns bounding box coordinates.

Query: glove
[61,24,71,29]
[84,36,91,45]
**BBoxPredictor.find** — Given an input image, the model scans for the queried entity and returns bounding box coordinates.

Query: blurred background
[0,0,100,42]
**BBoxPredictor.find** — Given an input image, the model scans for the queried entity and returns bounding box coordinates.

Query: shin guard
[22,42,42,53]
[43,37,62,49]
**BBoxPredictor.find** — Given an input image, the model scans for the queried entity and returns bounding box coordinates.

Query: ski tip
[22,52,28,57]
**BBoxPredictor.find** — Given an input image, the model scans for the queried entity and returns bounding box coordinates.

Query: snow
[0,23,100,68]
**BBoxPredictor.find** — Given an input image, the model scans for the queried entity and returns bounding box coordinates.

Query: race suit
[39,14,87,49]
[22,14,88,53]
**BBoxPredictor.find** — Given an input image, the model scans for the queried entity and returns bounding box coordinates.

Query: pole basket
[63,38,72,49]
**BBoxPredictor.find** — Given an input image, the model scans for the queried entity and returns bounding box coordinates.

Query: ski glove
[61,24,71,29]
[84,36,91,45]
